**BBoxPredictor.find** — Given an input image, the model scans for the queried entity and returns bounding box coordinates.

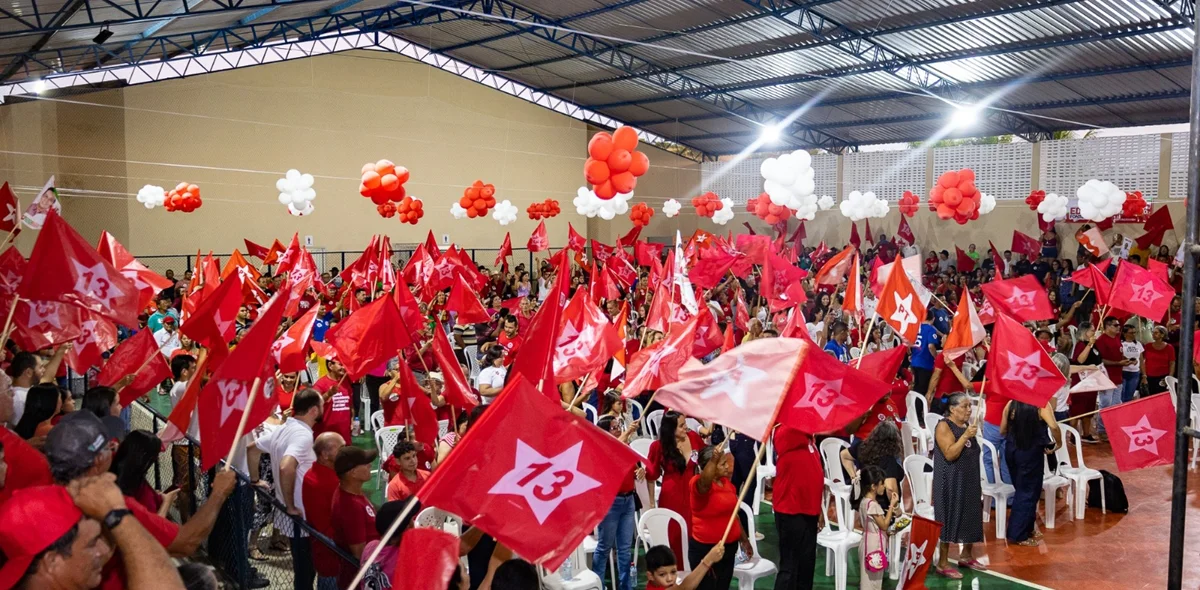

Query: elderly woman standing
[932,393,985,579]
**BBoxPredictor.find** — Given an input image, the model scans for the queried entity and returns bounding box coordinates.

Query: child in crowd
[855,465,898,590]
[644,544,725,590]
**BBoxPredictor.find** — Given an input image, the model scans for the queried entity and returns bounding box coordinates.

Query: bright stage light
[950,105,979,128]
[760,123,781,143]
[32,80,46,94]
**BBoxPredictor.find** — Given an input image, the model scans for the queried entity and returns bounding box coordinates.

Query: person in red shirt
[1094,317,1133,439]
[0,375,52,507]
[772,425,823,590]
[644,544,724,590]
[1143,326,1176,394]
[495,316,523,362]
[313,359,353,443]
[301,432,346,589]
[385,440,429,502]
[689,446,751,589]
[331,446,380,589]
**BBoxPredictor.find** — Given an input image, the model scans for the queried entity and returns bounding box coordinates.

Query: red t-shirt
[0,427,52,506]
[331,487,379,588]
[1144,343,1176,377]
[688,475,742,545]
[497,332,523,362]
[386,470,430,502]
[314,376,353,442]
[854,395,901,440]
[891,369,912,420]
[984,394,1008,426]
[771,426,822,516]
[99,495,180,590]
[1094,333,1126,382]
[302,463,343,578]
[931,354,965,400]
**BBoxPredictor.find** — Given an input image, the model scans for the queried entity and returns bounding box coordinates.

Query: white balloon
[1037,192,1069,222]
[662,199,681,218]
[288,202,314,216]
[450,203,468,219]
[277,169,316,215]
[137,185,165,209]
[711,198,736,225]
[278,193,291,205]
[1076,179,1123,221]
[840,190,888,221]
[817,195,835,211]
[492,200,519,225]
[979,192,996,215]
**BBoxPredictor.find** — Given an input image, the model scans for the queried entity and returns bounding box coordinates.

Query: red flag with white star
[528,221,549,253]
[511,260,569,399]
[446,275,491,324]
[326,295,413,381]
[97,329,172,408]
[567,223,586,252]
[553,290,621,384]
[621,315,697,398]
[19,210,139,326]
[979,274,1054,323]
[1100,392,1175,472]
[179,276,243,368]
[813,245,855,288]
[899,515,941,590]
[984,313,1065,407]
[690,305,724,359]
[7,299,81,352]
[416,375,641,570]
[392,527,460,590]
[1109,260,1173,322]
[876,256,925,344]
[777,338,891,434]
[65,312,118,374]
[272,306,316,374]
[430,324,479,411]
[495,232,512,270]
[97,232,173,310]
[1069,263,1112,305]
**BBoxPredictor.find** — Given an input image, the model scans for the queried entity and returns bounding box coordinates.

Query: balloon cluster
[929,169,981,225]
[629,202,654,227]
[1038,193,1069,222]
[817,195,835,211]
[692,192,723,218]
[492,200,518,226]
[397,196,423,225]
[662,199,681,218]
[165,183,202,213]
[526,199,561,220]
[760,150,817,217]
[979,192,996,215]
[1076,179,1124,222]
[840,191,889,221]
[359,160,409,205]
[574,188,631,220]
[711,198,736,225]
[898,191,920,217]
[136,185,165,209]
[747,193,792,225]
[276,169,316,216]
[458,180,497,219]
[1025,190,1046,211]
[377,202,396,218]
[1123,191,1147,217]
[584,127,650,199]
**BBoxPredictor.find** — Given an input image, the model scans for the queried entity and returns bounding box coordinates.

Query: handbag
[863,499,889,573]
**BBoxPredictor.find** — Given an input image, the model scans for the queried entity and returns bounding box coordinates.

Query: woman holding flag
[689,445,752,590]
[645,411,703,566]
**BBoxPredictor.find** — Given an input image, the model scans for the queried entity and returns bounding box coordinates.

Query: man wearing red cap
[0,474,184,590]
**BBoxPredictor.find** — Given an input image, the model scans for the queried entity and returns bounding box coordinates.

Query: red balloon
[370,192,389,205]
[612,126,639,151]
[394,167,410,185]
[588,133,614,161]
[611,171,636,194]
[362,171,381,190]
[938,170,960,188]
[595,180,616,200]
[628,150,650,177]
[381,174,399,192]
[959,169,976,184]
[943,188,963,207]
[608,149,632,173]
[584,159,610,184]
[936,204,954,219]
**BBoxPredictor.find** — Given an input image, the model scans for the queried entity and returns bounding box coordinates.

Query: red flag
[734,288,750,332]
[877,256,926,343]
[0,182,17,233]
[554,291,621,383]
[416,376,641,570]
[635,241,665,267]
[849,222,861,249]
[8,299,81,352]
[97,329,172,408]
[618,225,642,247]
[790,220,806,249]
[606,255,637,289]
[1070,263,1113,305]
[1101,392,1176,472]
[656,338,802,441]
[198,291,288,471]
[589,263,620,302]
[622,317,697,397]
[1011,230,1041,259]
[864,219,874,244]
[980,275,1054,323]
[495,233,513,269]
[955,246,975,272]
[392,528,460,590]
[272,307,316,374]
[943,290,986,360]
[644,283,675,334]
[326,296,413,380]
[1136,205,1174,249]
[18,210,139,326]
[690,305,724,359]
[895,216,915,247]
[989,241,1006,279]
[528,221,549,252]
[391,354,439,459]
[590,239,616,265]
[779,308,809,340]
[66,313,118,374]
[274,234,302,274]
[762,250,808,303]
[1147,257,1170,283]
[97,232,173,310]
[243,239,270,261]
[180,276,243,366]
[899,515,942,589]
[777,339,891,434]
[689,249,738,290]
[402,244,434,287]
[161,355,207,444]
[0,247,23,298]
[720,324,735,353]
[813,246,855,288]
[770,281,809,314]
[841,254,862,315]
[854,346,905,383]
[567,223,586,252]
[1109,260,1173,322]
[430,324,479,411]
[985,313,1066,407]
[511,262,569,398]
[446,275,491,324]
[424,230,441,258]
[735,234,771,264]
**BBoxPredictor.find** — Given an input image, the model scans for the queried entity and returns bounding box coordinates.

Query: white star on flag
[1005,287,1035,308]
[900,540,928,586]
[1130,281,1164,306]
[2,203,15,226]
[889,292,917,336]
[794,374,850,420]
[217,379,249,426]
[120,268,152,293]
[1121,415,1167,455]
[698,355,767,409]
[1001,351,1055,383]
[557,322,595,362]
[71,260,123,307]
[214,308,235,338]
[488,440,600,524]
[74,319,98,346]
[271,331,296,363]
[27,302,62,330]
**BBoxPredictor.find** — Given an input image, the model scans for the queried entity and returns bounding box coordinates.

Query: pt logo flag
[777,338,890,434]
[899,515,941,590]
[416,375,641,570]
[1100,392,1175,472]
[985,313,1065,407]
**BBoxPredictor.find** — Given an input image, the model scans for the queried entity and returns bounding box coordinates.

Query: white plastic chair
[359,382,373,432]
[903,455,935,520]
[685,417,703,433]
[636,509,690,573]
[976,437,1015,539]
[905,392,928,427]
[819,438,852,525]
[816,491,862,590]
[629,400,644,423]
[462,345,481,386]
[581,402,599,424]
[370,410,385,432]
[1068,324,1078,349]
[438,419,450,440]
[751,437,776,515]
[555,540,603,590]
[733,502,777,590]
[899,421,917,458]
[1042,454,1074,529]
[1191,393,1200,471]
[1165,376,1179,409]
[924,412,944,435]
[373,425,406,486]
[630,439,653,458]
[644,409,665,439]
[415,507,463,535]
[1055,423,1104,519]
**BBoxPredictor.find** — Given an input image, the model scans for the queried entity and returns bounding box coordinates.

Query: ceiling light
[93,27,113,44]
[950,105,979,129]
[32,80,46,93]
[760,123,781,143]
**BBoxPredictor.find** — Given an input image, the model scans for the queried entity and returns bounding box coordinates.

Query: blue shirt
[931,307,951,336]
[824,340,849,363]
[911,324,940,370]
[312,317,330,342]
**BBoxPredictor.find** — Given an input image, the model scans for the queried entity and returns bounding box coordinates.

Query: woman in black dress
[932,393,985,579]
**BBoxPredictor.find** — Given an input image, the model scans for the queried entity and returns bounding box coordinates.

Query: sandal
[959,558,989,571]
[1016,538,1041,547]
[937,567,963,579]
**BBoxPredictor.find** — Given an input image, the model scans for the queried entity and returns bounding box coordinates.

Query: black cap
[44,411,111,478]
[334,446,378,477]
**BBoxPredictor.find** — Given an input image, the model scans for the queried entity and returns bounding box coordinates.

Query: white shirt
[1052,353,1071,413]
[806,321,825,343]
[477,366,507,406]
[154,328,182,358]
[10,386,28,427]
[1120,340,1144,373]
[254,417,316,535]
[169,381,200,445]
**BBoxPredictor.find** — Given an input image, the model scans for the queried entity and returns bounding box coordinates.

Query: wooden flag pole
[854,314,879,369]
[222,377,262,472]
[566,373,592,410]
[718,437,771,542]
[0,296,20,349]
[348,497,420,589]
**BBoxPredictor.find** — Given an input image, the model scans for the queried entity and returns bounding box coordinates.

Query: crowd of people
[0,219,1191,590]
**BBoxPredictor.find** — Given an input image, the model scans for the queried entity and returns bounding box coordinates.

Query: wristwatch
[103,509,132,530]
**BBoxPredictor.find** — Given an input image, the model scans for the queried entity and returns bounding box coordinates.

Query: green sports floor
[354,435,1042,590]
